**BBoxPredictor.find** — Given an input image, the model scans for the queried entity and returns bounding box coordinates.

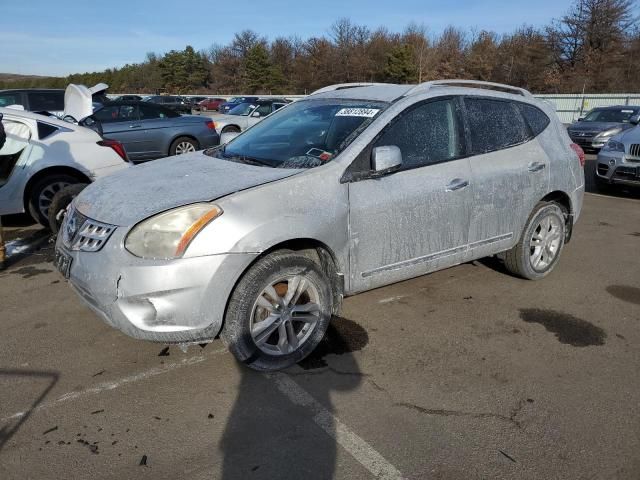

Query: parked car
[594,116,640,191]
[92,101,220,161]
[567,105,640,151]
[187,96,208,105]
[218,96,259,113]
[56,80,584,371]
[143,95,193,114]
[0,84,111,117]
[114,95,143,102]
[0,106,129,226]
[198,97,226,112]
[211,99,289,134]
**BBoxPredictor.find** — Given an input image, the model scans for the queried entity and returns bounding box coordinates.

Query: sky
[1,0,577,77]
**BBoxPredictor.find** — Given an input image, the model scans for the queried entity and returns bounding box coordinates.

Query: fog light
[609,159,616,166]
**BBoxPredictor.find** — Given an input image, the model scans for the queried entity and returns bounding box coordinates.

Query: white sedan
[0,106,129,226]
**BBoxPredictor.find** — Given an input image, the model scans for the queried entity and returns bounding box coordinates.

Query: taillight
[98,139,129,162]
[570,143,585,167]
[206,121,217,131]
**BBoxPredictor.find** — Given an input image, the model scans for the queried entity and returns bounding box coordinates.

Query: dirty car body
[56,80,585,370]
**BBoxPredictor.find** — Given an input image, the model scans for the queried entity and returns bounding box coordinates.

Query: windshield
[227,103,256,116]
[206,98,387,169]
[583,108,638,123]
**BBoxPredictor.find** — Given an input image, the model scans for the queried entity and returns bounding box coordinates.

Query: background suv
[57,80,584,371]
[567,105,640,151]
[143,95,193,114]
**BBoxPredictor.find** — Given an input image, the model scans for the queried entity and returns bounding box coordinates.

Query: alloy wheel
[250,275,322,356]
[38,181,71,219]
[529,214,563,271]
[175,141,196,154]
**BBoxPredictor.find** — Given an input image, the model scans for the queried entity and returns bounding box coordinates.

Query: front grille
[613,166,640,182]
[597,164,609,176]
[62,207,116,252]
[629,144,640,157]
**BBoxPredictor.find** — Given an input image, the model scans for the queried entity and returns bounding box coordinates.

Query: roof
[0,106,78,129]
[0,88,64,93]
[590,105,640,110]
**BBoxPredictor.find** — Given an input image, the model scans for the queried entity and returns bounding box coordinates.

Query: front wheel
[502,202,566,280]
[221,251,333,371]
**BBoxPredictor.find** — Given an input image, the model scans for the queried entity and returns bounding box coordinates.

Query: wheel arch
[23,166,91,211]
[222,238,345,334]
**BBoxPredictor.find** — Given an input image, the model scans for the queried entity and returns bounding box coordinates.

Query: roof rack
[310,83,388,95]
[403,80,533,98]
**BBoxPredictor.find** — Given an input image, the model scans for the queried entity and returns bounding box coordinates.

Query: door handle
[445,178,470,192]
[528,162,546,172]
[129,124,141,129]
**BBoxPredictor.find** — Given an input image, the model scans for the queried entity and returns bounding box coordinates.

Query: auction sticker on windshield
[335,108,380,117]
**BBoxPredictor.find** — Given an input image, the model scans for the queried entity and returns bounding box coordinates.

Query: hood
[615,125,640,143]
[63,83,109,121]
[568,121,625,133]
[74,152,301,226]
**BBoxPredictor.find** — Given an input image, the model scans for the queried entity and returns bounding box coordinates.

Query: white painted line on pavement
[271,372,406,480]
[0,349,226,423]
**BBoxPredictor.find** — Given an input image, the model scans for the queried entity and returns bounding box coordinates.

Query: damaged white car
[56,81,585,371]
[0,84,129,226]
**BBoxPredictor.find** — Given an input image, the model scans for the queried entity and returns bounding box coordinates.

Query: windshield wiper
[224,154,275,167]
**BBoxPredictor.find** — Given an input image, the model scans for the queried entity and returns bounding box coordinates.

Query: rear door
[137,104,175,158]
[95,104,146,160]
[347,97,473,292]
[462,97,550,260]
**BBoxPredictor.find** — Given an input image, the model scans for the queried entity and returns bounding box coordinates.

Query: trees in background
[2,0,639,94]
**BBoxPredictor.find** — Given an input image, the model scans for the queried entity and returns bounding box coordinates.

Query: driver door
[347,98,473,293]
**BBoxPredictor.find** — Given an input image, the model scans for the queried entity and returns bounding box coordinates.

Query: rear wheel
[47,183,88,234]
[169,136,199,156]
[221,250,333,371]
[502,202,566,280]
[28,174,79,227]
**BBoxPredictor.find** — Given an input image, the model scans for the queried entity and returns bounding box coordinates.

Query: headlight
[603,140,625,152]
[125,204,222,259]
[596,128,622,139]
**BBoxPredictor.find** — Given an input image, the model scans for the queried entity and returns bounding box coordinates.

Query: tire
[221,126,241,134]
[221,250,333,371]
[169,136,199,156]
[47,183,88,234]
[502,202,566,280]
[27,174,79,227]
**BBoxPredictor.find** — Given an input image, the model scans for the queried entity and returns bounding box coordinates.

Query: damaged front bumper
[55,228,257,343]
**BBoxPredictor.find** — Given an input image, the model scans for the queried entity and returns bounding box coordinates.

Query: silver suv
[56,80,585,371]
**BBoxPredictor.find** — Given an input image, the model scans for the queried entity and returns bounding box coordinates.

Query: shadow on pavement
[220,317,365,479]
[0,369,60,454]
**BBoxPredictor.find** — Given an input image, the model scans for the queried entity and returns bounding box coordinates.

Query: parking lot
[0,154,639,479]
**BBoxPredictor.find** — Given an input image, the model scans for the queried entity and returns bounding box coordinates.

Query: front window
[227,103,256,116]
[583,108,638,123]
[206,98,387,169]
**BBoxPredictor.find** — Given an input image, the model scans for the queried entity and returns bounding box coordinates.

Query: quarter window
[465,98,530,154]
[517,103,550,136]
[374,99,463,170]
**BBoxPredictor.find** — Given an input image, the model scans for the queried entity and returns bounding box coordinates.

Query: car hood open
[74,152,301,226]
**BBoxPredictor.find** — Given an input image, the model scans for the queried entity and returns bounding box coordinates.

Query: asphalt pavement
[0,155,639,479]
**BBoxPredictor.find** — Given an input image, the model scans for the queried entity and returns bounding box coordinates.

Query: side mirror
[577,117,584,122]
[220,131,240,145]
[371,145,402,175]
[251,111,261,118]
[629,115,640,126]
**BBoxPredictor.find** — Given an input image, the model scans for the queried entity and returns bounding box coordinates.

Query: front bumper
[596,150,640,187]
[568,133,607,150]
[56,228,257,343]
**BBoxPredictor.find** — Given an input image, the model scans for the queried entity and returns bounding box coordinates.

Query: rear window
[517,103,550,136]
[465,98,530,154]
[28,91,64,111]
